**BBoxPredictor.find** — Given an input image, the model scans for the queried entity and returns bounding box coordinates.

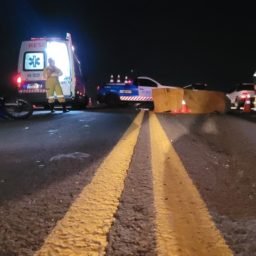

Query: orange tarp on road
[152,88,229,113]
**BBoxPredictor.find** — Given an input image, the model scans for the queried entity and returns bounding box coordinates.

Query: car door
[46,41,72,97]
[137,78,158,98]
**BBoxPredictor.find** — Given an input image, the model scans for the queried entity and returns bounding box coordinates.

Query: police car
[97,75,174,107]
[15,33,88,108]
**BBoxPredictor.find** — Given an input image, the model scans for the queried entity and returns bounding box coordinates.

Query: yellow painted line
[35,111,144,256]
[149,112,233,256]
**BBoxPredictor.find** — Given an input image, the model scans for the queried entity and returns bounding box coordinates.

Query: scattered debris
[49,152,90,162]
[48,129,58,134]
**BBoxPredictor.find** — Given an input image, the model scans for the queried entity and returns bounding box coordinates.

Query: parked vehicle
[97,75,177,107]
[226,83,256,110]
[183,83,208,90]
[0,96,33,119]
[15,33,88,109]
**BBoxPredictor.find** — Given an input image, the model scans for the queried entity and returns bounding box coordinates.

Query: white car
[226,83,256,109]
[183,83,208,90]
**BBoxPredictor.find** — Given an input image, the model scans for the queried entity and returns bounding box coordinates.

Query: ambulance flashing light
[15,73,22,88]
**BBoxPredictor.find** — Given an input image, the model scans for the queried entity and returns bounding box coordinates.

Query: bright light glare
[17,76,22,84]
[46,42,70,82]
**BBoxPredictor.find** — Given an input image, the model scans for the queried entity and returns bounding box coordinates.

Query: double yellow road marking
[149,112,232,256]
[35,112,144,256]
[35,111,233,256]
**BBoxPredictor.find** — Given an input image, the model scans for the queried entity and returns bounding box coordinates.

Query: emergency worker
[43,58,69,113]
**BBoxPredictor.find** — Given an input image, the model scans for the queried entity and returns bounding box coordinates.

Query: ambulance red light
[17,76,22,84]
[15,73,22,88]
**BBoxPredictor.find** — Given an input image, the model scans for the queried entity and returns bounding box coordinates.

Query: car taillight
[241,92,250,99]
[15,74,22,88]
[17,76,22,84]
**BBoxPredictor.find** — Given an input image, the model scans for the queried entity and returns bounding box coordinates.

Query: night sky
[1,0,256,96]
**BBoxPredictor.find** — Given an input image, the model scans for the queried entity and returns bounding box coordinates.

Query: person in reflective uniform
[43,58,69,113]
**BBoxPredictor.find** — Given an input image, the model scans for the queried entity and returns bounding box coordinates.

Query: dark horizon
[1,0,256,96]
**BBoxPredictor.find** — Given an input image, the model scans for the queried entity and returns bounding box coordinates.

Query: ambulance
[16,33,88,108]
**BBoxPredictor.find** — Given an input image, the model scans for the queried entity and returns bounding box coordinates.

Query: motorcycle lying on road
[0,96,33,120]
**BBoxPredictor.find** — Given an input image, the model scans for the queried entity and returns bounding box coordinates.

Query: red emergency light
[17,76,22,84]
[241,92,250,99]
[15,73,22,88]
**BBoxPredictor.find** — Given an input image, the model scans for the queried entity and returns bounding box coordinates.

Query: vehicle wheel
[224,97,232,113]
[72,96,89,110]
[105,94,120,107]
[97,94,105,104]
[4,98,33,119]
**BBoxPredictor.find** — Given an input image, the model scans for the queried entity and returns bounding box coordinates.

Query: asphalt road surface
[0,107,255,256]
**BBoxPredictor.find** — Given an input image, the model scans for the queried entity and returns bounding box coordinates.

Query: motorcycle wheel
[4,98,33,119]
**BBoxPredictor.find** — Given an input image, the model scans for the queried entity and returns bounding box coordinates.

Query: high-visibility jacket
[43,66,63,79]
[43,66,65,103]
